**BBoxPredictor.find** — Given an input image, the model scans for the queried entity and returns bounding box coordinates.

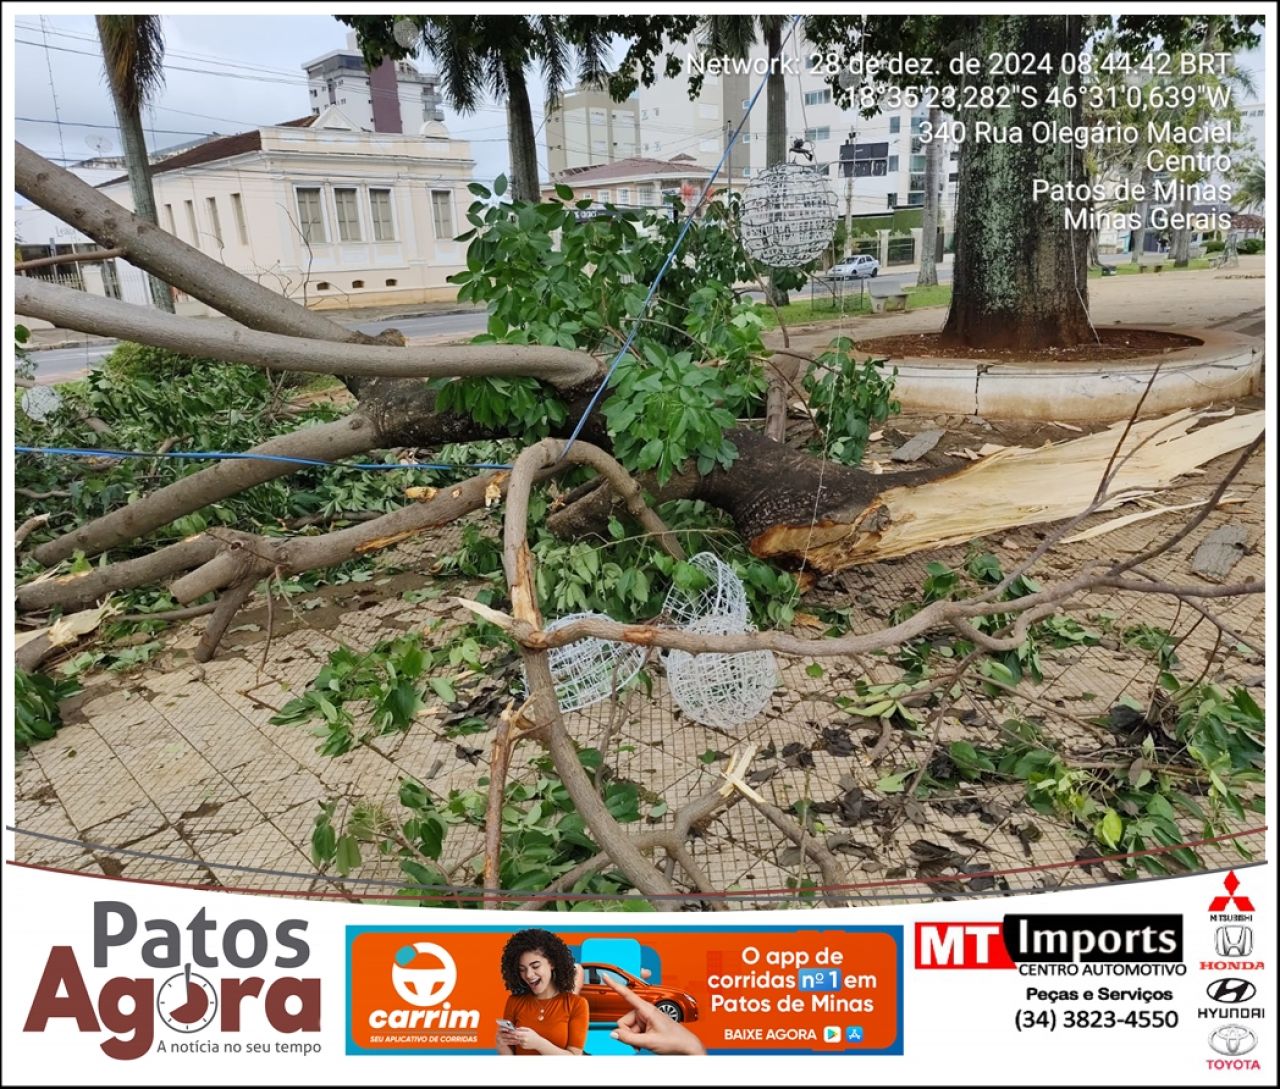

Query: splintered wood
[774,408,1264,572]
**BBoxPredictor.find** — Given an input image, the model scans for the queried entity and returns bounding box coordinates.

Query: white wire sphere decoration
[661,551,750,631]
[529,612,648,713]
[739,162,838,269]
[666,616,779,730]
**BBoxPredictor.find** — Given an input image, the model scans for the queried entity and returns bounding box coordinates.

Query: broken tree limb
[194,578,256,663]
[1060,496,1243,544]
[15,247,124,271]
[750,409,1265,573]
[15,279,603,390]
[16,536,220,612]
[15,143,362,345]
[31,415,377,566]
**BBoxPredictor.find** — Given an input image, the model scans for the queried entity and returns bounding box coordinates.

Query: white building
[545,87,641,176]
[17,109,476,316]
[304,31,445,134]
[540,155,718,213]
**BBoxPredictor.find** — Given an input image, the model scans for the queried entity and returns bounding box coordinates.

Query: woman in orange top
[496,929,587,1056]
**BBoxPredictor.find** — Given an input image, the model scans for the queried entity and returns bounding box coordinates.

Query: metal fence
[887,236,916,266]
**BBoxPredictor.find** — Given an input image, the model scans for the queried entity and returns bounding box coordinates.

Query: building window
[385,278,397,287]
[741,97,751,109]
[741,166,751,177]
[803,89,832,106]
[205,197,223,246]
[804,126,831,143]
[315,281,330,290]
[617,187,631,206]
[740,131,750,144]
[163,203,176,235]
[889,116,901,134]
[183,200,198,243]
[910,115,924,134]
[369,188,395,241]
[430,189,454,238]
[888,155,899,173]
[334,187,362,241]
[295,187,327,243]
[352,279,364,288]
[230,193,248,244]
[887,193,898,208]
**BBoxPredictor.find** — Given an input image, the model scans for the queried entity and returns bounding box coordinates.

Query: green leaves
[802,342,899,466]
[269,634,436,756]
[604,343,738,486]
[15,670,82,749]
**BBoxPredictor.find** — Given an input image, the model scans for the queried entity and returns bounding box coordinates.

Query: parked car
[828,254,880,279]
[577,963,699,1023]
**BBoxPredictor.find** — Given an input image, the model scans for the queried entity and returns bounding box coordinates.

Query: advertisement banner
[346,925,903,1055]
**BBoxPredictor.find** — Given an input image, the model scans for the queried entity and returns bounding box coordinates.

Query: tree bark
[941,15,1093,349]
[917,106,943,287]
[1129,165,1153,263]
[504,60,541,203]
[1172,194,1193,266]
[96,15,175,315]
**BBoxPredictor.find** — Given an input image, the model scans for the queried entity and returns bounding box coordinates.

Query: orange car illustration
[578,963,699,1023]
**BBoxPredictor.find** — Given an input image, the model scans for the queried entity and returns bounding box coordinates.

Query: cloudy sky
[12,13,529,189]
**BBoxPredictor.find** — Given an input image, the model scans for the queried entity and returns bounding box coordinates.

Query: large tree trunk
[1129,164,1153,263]
[941,15,1093,350]
[917,105,943,287]
[504,59,541,203]
[96,16,174,314]
[1172,194,1193,267]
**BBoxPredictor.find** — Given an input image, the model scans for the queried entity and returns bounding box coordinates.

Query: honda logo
[1215,925,1253,957]
[1206,978,1257,1004]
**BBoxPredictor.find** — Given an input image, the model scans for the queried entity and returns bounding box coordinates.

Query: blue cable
[557,14,802,459]
[14,445,512,473]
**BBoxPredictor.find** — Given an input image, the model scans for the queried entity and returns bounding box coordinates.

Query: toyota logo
[1208,1025,1257,1056]
[1206,977,1257,1004]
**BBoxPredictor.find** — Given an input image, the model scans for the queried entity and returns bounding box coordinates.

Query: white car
[828,255,880,279]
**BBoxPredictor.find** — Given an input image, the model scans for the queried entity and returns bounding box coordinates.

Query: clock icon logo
[156,964,218,1033]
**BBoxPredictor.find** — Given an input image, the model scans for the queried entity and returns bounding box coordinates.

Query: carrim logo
[368,942,479,1032]
[390,943,457,1008]
[1214,926,1253,958]
[1205,978,1257,1005]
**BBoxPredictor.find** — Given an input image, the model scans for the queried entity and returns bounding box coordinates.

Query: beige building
[545,87,640,176]
[16,107,475,315]
[541,156,722,213]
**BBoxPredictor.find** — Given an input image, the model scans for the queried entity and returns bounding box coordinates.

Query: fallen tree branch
[16,247,124,271]
[16,278,603,390]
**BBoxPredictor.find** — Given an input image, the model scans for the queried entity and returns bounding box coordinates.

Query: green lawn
[761,281,953,329]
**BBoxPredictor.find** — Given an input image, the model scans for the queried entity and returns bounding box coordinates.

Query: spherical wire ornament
[666,615,779,730]
[739,162,838,269]
[661,551,749,631]
[528,612,647,713]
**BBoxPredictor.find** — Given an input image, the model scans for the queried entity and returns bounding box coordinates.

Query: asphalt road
[28,267,957,384]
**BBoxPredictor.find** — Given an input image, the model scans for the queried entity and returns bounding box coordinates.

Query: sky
[11,13,527,189]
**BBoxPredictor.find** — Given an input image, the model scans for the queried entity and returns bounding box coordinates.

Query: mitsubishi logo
[1215,925,1253,957]
[1208,871,1255,912]
[1206,977,1257,1004]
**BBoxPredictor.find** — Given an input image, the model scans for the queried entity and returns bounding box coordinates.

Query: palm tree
[343,16,612,204]
[96,15,174,311]
[1235,159,1264,212]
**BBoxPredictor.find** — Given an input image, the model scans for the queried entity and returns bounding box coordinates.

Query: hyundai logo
[1208,1025,1257,1056]
[1206,978,1257,1004]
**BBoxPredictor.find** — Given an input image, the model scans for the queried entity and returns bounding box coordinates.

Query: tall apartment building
[545,88,640,176]
[545,65,750,183]
[303,31,445,134]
